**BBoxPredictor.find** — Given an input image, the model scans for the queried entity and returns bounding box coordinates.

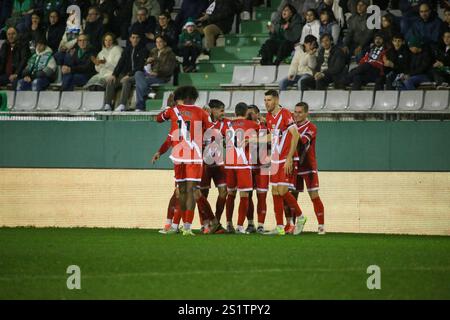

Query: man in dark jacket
[154,12,178,52]
[311,33,346,89]
[0,27,31,88]
[406,3,444,48]
[198,0,237,50]
[431,31,450,88]
[84,6,105,54]
[61,34,96,91]
[383,33,411,89]
[104,32,148,111]
[45,9,65,53]
[129,7,157,48]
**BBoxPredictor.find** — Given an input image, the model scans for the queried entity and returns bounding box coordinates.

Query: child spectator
[178,18,202,73]
[318,9,340,45]
[300,9,320,45]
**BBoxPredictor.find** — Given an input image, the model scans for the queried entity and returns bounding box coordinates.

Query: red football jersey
[266,107,296,163]
[221,118,260,168]
[296,120,318,172]
[156,104,213,163]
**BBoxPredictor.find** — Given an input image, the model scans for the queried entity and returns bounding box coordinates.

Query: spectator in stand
[93,0,118,34]
[279,34,318,91]
[61,33,96,90]
[129,7,157,48]
[84,6,105,54]
[131,0,160,24]
[300,9,320,44]
[317,0,345,28]
[0,27,31,88]
[431,31,450,88]
[318,9,340,45]
[45,9,65,53]
[178,18,203,73]
[259,4,302,65]
[116,0,133,40]
[342,0,374,62]
[383,33,411,89]
[379,13,400,48]
[54,12,82,65]
[197,0,236,51]
[34,0,67,22]
[6,0,37,33]
[397,36,433,90]
[22,12,46,52]
[311,33,347,89]
[104,32,148,111]
[17,37,56,91]
[406,2,444,48]
[174,0,208,34]
[444,8,450,33]
[342,32,387,90]
[85,32,123,91]
[399,0,422,35]
[154,11,177,52]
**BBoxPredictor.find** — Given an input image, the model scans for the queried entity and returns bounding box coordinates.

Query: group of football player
[152,86,325,236]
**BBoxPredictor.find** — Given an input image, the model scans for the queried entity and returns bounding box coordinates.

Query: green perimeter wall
[0,121,449,171]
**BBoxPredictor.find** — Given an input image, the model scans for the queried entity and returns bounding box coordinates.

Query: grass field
[0,228,449,300]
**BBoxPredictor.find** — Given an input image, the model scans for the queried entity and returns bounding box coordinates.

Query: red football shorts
[295,169,320,192]
[173,163,203,183]
[269,161,296,189]
[252,167,269,192]
[199,165,226,189]
[226,168,253,192]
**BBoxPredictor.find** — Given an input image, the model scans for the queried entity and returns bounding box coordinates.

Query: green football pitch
[0,228,449,300]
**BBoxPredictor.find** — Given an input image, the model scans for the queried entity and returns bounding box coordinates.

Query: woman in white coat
[85,33,123,91]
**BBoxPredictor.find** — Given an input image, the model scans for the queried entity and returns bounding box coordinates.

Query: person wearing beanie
[178,18,203,73]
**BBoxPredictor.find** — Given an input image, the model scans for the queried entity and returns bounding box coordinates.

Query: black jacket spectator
[206,0,236,35]
[314,44,347,88]
[45,10,65,53]
[94,0,118,33]
[129,16,157,47]
[84,10,105,54]
[63,45,96,78]
[154,18,177,51]
[409,47,432,76]
[112,42,148,77]
[386,44,410,75]
[0,37,31,80]
[34,0,67,22]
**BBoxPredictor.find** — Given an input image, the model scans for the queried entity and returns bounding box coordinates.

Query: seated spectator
[131,0,160,24]
[22,12,46,52]
[178,18,203,73]
[85,32,123,91]
[54,16,82,65]
[0,27,30,88]
[444,8,450,33]
[61,34,96,91]
[318,9,340,45]
[317,0,345,28]
[397,36,433,90]
[154,11,177,52]
[197,0,236,50]
[129,7,157,48]
[431,31,450,88]
[174,0,208,34]
[84,6,105,54]
[135,35,177,111]
[93,0,119,34]
[34,0,67,22]
[104,32,148,111]
[383,33,411,90]
[279,34,318,91]
[379,13,400,48]
[342,0,374,62]
[45,9,65,54]
[300,9,320,44]
[342,32,387,90]
[399,0,422,35]
[259,4,302,65]
[406,2,444,48]
[311,33,347,89]
[17,37,56,91]
[6,0,37,33]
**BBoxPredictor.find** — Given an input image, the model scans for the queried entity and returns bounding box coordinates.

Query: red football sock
[272,194,284,226]
[167,192,177,220]
[237,197,249,226]
[247,196,254,221]
[215,196,226,222]
[225,194,236,222]
[185,210,195,224]
[172,199,182,225]
[282,192,302,218]
[197,195,215,221]
[257,192,267,224]
[312,197,325,225]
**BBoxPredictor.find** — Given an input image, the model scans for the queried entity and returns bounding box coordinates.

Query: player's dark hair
[296,102,309,113]
[235,102,248,117]
[180,86,199,103]
[265,89,279,98]
[208,99,225,109]
[248,104,260,114]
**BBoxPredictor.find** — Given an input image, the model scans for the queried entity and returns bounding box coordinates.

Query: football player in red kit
[156,86,213,236]
[222,103,260,234]
[292,102,325,234]
[264,90,307,236]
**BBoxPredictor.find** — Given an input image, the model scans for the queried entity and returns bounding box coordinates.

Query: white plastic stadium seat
[59,91,82,111]
[253,90,267,113]
[301,91,325,111]
[221,66,255,87]
[242,65,276,86]
[229,91,254,113]
[6,91,15,110]
[348,90,374,110]
[13,91,38,111]
[161,91,173,109]
[37,91,60,111]
[82,91,105,111]
[397,90,424,111]
[324,90,349,111]
[373,91,398,111]
[275,65,290,83]
[208,91,231,110]
[423,90,449,111]
[279,91,302,111]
